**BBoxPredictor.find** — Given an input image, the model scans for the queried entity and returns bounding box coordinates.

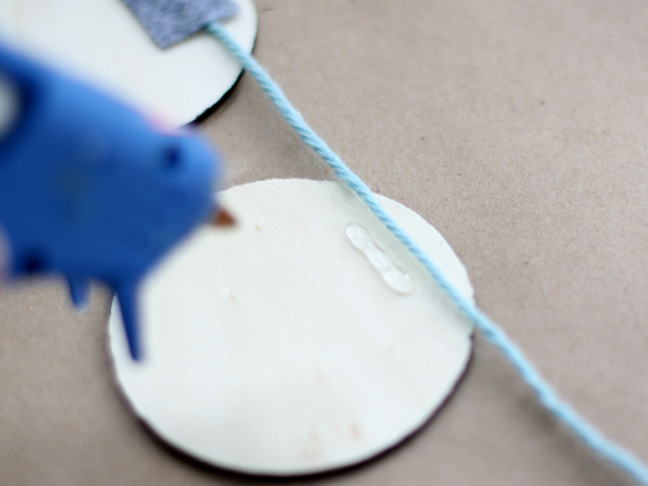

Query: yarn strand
[207,22,648,485]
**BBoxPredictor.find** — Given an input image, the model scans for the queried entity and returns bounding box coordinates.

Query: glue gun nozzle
[212,208,236,227]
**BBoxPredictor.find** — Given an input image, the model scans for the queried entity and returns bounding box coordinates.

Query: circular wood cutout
[108,179,474,476]
[0,0,257,126]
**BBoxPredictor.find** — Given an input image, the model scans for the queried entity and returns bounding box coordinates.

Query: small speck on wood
[349,424,363,438]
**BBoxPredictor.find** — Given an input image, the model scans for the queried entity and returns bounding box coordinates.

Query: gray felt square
[123,0,240,49]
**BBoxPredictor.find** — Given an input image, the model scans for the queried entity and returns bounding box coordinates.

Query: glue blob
[0,0,258,126]
[345,222,415,295]
[108,179,474,476]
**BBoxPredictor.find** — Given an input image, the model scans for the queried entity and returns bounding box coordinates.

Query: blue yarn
[206,22,648,484]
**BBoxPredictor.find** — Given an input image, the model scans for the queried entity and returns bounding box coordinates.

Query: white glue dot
[108,179,474,476]
[345,223,415,295]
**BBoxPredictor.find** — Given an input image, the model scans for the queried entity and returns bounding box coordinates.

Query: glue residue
[345,223,415,295]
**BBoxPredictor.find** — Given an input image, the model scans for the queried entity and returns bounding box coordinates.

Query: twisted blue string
[206,21,648,484]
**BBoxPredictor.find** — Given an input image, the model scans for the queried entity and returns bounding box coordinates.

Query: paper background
[1,0,647,484]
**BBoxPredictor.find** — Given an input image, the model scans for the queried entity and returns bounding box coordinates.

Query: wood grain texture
[108,179,473,476]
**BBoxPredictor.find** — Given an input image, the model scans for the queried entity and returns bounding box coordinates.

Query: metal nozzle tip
[212,208,236,227]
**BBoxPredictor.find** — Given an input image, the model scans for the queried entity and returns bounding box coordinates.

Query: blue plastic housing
[0,42,220,360]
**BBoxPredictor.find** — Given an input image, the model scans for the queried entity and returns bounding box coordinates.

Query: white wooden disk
[108,179,474,476]
[0,0,257,126]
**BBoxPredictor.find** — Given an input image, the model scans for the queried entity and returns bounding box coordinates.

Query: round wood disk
[108,179,474,476]
[0,0,257,126]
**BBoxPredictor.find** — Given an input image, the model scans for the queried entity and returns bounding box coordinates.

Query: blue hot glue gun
[0,42,233,360]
